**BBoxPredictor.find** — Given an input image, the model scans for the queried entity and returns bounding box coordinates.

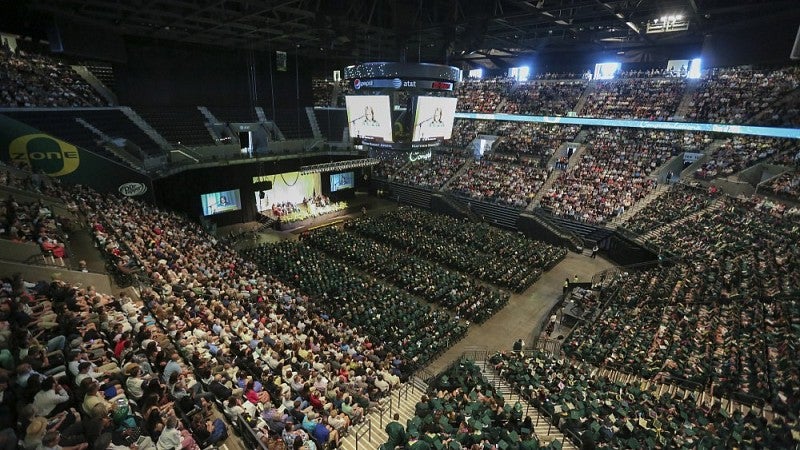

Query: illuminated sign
[453,113,800,139]
[351,79,453,91]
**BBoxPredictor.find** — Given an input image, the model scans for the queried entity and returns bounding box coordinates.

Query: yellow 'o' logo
[8,134,80,176]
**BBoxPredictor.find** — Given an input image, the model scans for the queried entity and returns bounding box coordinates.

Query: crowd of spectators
[491,351,797,449]
[0,43,106,108]
[541,128,707,224]
[347,208,566,292]
[502,81,586,116]
[244,240,467,368]
[312,79,335,107]
[491,122,579,162]
[15,178,464,450]
[766,170,800,201]
[390,151,468,189]
[565,193,800,416]
[1,194,71,259]
[371,149,409,180]
[449,158,549,208]
[0,267,232,450]
[385,359,553,450]
[759,101,800,128]
[580,79,686,121]
[454,78,513,113]
[622,183,721,236]
[686,66,800,125]
[694,136,798,180]
[450,119,497,149]
[303,227,509,324]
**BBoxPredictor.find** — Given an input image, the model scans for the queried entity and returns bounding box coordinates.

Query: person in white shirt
[33,377,70,417]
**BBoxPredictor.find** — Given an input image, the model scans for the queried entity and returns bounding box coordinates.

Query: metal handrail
[353,418,372,450]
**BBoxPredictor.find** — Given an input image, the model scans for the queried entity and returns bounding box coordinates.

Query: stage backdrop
[255,171,321,212]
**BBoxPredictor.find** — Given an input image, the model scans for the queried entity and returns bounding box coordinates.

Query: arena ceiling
[17,0,800,64]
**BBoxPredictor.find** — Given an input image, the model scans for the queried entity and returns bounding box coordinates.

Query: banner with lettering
[0,114,154,201]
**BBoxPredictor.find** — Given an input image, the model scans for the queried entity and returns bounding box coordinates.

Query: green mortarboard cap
[570,410,583,420]
[732,432,742,443]
[590,422,601,432]
[433,439,444,450]
[626,438,640,449]
[498,440,509,450]
[508,431,519,442]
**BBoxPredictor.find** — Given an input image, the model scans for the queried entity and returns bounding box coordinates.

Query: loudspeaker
[259,191,265,199]
[792,24,800,60]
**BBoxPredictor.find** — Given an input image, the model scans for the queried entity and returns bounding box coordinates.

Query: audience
[492,350,796,449]
[695,136,798,180]
[623,183,721,235]
[687,66,800,125]
[581,79,686,121]
[347,207,566,292]
[566,192,800,417]
[0,44,106,108]
[398,359,551,450]
[303,226,509,323]
[503,81,586,116]
[455,78,513,113]
[390,150,468,189]
[541,128,709,224]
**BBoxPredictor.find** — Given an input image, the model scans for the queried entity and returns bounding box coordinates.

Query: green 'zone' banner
[0,114,154,200]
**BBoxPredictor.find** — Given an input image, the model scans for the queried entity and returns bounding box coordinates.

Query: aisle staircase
[120,106,173,152]
[305,106,323,140]
[672,79,702,121]
[573,82,597,116]
[476,359,578,450]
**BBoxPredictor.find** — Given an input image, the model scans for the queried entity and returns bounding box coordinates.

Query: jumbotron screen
[345,95,393,142]
[200,189,241,216]
[412,96,458,141]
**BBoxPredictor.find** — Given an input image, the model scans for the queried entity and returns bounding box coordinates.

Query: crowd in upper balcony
[503,80,586,116]
[687,66,800,125]
[454,78,513,113]
[581,78,686,121]
[0,41,105,108]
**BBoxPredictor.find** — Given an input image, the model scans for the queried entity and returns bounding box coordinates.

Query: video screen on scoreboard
[200,189,241,216]
[330,172,355,192]
[412,96,458,141]
[346,95,393,142]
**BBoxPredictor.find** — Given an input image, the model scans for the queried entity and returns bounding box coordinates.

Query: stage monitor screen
[200,189,241,216]
[330,172,355,192]
[346,95,393,142]
[412,96,458,141]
